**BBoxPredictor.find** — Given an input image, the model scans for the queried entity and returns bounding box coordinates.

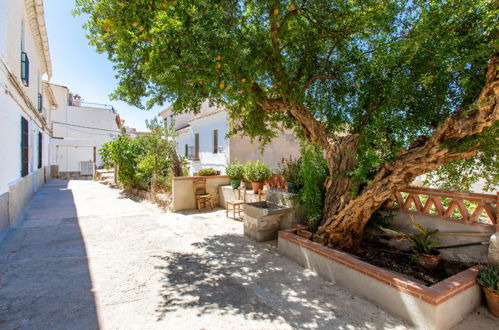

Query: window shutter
[38,132,42,169]
[213,129,218,153]
[21,117,28,177]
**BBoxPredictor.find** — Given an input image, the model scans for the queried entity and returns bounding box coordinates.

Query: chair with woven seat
[193,179,213,212]
[226,187,246,220]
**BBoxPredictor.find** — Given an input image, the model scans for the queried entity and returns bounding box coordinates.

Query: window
[194,133,200,159]
[213,129,218,153]
[38,132,42,169]
[185,144,188,157]
[38,93,43,112]
[21,52,29,86]
[21,117,28,177]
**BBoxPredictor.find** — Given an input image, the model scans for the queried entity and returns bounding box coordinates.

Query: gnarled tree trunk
[316,53,499,251]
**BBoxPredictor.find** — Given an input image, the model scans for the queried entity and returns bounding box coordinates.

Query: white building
[49,85,121,179]
[159,101,301,175]
[0,0,56,233]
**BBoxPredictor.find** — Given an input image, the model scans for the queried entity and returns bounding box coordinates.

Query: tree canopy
[76,0,498,191]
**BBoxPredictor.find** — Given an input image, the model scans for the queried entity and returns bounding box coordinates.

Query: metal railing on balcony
[78,101,115,111]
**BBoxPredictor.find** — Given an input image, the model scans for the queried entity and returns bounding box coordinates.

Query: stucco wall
[0,192,9,237]
[50,84,119,172]
[230,130,301,170]
[381,211,494,264]
[8,174,33,225]
[172,176,230,212]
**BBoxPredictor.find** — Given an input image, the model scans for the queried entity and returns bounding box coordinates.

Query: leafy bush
[198,168,218,176]
[99,117,181,192]
[477,267,499,293]
[299,145,328,232]
[226,161,245,179]
[279,157,303,184]
[243,160,272,182]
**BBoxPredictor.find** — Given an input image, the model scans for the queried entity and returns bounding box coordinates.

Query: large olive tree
[76,0,498,251]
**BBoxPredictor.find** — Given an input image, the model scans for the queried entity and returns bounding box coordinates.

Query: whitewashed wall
[49,84,120,172]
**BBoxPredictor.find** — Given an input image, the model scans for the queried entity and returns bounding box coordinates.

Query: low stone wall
[278,228,481,330]
[172,175,230,212]
[0,192,9,237]
[8,174,34,225]
[58,171,93,180]
[381,212,494,264]
[123,187,171,210]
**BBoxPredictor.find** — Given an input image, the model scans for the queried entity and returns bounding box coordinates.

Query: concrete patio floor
[0,180,496,329]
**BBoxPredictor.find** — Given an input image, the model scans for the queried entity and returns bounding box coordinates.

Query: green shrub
[279,157,303,184]
[299,145,328,232]
[243,160,272,182]
[226,161,245,179]
[198,168,218,176]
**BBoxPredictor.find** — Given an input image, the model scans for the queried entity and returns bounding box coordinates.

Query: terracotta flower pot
[418,251,442,270]
[251,181,265,193]
[298,229,313,240]
[482,286,499,317]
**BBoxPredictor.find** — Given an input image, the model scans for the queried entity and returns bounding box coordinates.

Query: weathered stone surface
[488,233,499,267]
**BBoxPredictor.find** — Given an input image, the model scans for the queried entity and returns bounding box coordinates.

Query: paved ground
[0,180,496,329]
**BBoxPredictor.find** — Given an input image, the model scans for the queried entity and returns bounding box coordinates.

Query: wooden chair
[226,187,246,220]
[193,179,213,212]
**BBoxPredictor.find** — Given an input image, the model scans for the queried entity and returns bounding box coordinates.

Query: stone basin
[243,201,292,242]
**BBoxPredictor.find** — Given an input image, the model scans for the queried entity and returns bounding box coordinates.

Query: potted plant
[197,168,219,176]
[226,161,244,189]
[381,215,441,269]
[279,157,303,193]
[243,160,272,193]
[477,266,499,317]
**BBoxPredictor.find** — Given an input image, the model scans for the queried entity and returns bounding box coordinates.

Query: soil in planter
[355,243,473,286]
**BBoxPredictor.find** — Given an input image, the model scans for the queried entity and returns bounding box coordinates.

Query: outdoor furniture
[226,187,246,220]
[193,179,213,211]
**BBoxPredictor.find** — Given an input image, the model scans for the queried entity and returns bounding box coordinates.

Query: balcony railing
[68,99,115,111]
[186,146,199,160]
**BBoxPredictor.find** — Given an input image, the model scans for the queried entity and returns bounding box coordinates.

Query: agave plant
[381,215,440,255]
[477,267,499,293]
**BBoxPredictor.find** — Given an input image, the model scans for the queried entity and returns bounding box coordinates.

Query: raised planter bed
[278,228,482,330]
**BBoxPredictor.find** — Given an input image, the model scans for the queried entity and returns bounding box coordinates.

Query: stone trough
[243,201,292,241]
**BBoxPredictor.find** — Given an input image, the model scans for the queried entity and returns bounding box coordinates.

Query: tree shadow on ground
[154,233,410,329]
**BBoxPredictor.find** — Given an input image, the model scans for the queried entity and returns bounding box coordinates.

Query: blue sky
[43,0,165,132]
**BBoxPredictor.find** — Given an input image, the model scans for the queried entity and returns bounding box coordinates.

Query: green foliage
[226,161,245,179]
[197,168,218,176]
[99,117,180,191]
[477,267,499,293]
[381,216,440,255]
[299,145,329,231]
[77,0,498,193]
[243,160,272,182]
[367,210,395,231]
[278,157,303,184]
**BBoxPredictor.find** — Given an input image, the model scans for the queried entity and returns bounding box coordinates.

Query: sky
[43,0,166,132]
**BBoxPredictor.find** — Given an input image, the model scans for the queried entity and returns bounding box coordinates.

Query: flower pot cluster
[277,157,303,194]
[226,160,272,193]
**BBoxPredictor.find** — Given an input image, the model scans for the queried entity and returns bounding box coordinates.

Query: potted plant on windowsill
[381,215,441,270]
[279,157,303,194]
[243,160,272,193]
[226,161,244,189]
[477,266,499,317]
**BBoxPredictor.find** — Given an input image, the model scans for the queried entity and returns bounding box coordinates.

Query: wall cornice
[24,0,52,78]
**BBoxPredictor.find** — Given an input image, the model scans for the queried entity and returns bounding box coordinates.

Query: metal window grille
[21,117,28,176]
[21,52,29,86]
[80,161,94,176]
